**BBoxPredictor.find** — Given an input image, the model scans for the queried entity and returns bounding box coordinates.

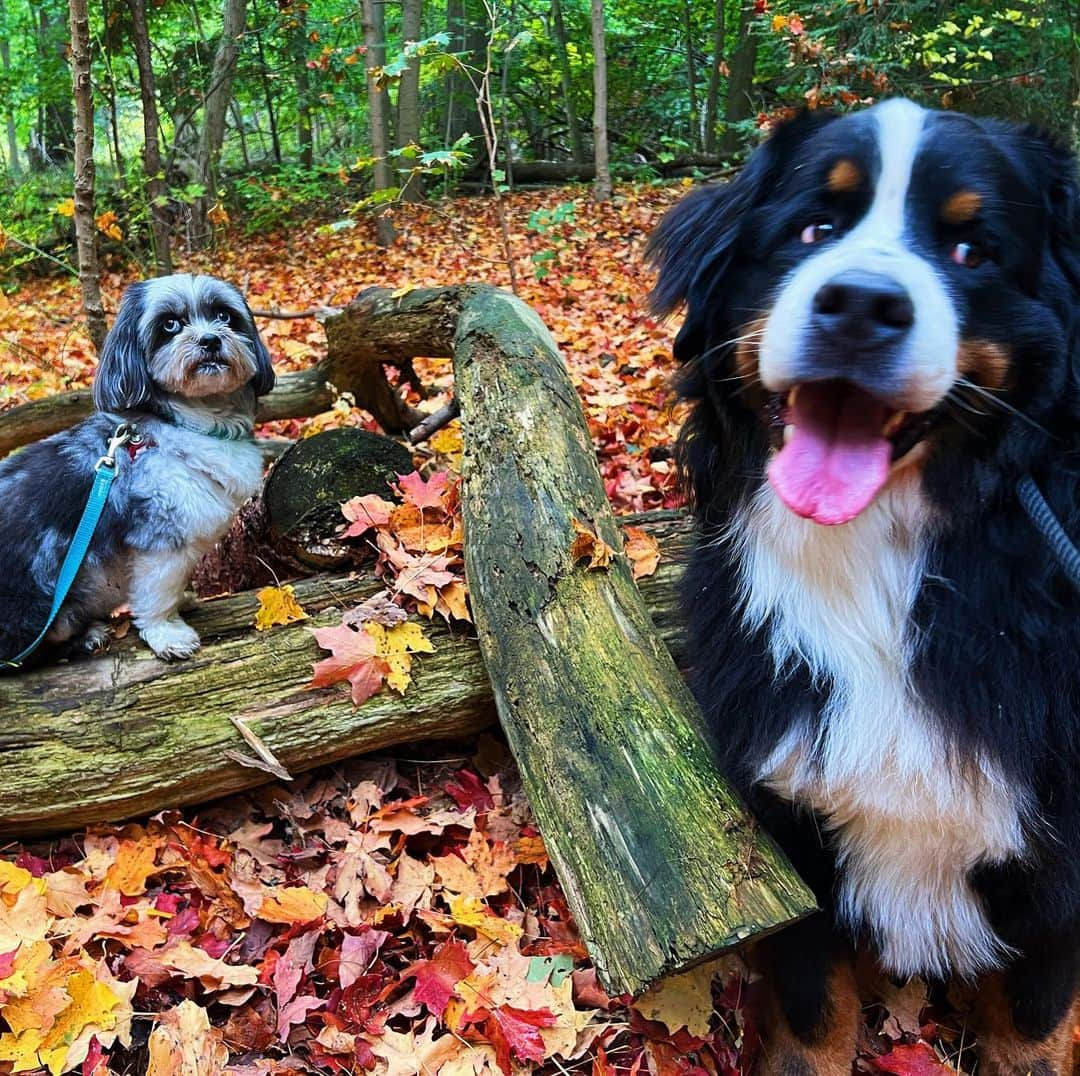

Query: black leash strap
[1017,474,1080,592]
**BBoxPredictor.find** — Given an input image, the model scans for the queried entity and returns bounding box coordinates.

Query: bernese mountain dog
[647,98,1080,1076]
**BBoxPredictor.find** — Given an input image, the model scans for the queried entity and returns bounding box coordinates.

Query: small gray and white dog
[0,274,274,664]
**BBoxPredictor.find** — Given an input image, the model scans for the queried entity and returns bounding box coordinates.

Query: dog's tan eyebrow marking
[826,159,862,193]
[942,189,982,224]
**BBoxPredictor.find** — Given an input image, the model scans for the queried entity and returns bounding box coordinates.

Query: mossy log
[0,288,463,457]
[446,286,815,996]
[0,514,687,840]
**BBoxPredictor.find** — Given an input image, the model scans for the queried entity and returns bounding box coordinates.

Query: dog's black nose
[811,271,914,349]
[198,332,222,353]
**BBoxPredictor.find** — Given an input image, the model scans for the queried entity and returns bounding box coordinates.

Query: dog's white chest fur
[732,476,1027,979]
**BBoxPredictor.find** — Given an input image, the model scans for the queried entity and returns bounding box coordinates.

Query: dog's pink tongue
[767,382,891,526]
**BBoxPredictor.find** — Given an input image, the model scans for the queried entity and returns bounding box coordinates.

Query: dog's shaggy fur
[0,274,274,663]
[648,99,1080,1075]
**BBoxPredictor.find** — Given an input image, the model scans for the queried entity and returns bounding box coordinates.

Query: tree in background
[67,0,105,349]
[361,0,396,245]
[590,0,611,201]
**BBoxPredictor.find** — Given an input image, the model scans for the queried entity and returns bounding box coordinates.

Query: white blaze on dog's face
[759,101,959,525]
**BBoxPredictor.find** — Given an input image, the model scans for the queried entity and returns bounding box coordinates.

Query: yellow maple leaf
[632,957,732,1039]
[256,885,328,925]
[54,199,75,218]
[0,861,35,900]
[37,969,122,1076]
[0,1028,44,1073]
[94,211,122,242]
[366,620,435,695]
[433,829,516,899]
[446,894,523,945]
[254,584,309,631]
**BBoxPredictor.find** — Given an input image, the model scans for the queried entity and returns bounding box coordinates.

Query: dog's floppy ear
[646,111,837,360]
[93,281,154,412]
[234,295,275,397]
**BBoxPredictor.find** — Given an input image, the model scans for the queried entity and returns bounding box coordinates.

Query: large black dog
[647,99,1080,1076]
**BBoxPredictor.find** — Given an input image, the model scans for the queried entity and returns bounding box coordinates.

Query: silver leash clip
[96,423,137,471]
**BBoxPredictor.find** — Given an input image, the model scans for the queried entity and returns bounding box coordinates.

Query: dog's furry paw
[179,590,199,612]
[141,618,201,661]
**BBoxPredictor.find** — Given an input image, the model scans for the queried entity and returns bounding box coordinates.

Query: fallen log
[450,286,814,995]
[0,513,687,838]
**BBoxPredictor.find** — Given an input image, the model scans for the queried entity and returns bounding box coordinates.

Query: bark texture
[450,287,814,995]
[590,0,612,200]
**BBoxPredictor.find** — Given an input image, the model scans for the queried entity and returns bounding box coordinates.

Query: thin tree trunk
[361,0,396,246]
[191,0,246,249]
[551,0,584,164]
[720,0,757,154]
[0,0,20,175]
[590,0,612,201]
[128,0,172,274]
[703,0,725,156]
[68,0,106,352]
[254,31,281,164]
[395,0,423,200]
[100,0,125,178]
[499,2,514,191]
[294,3,313,169]
[682,0,700,152]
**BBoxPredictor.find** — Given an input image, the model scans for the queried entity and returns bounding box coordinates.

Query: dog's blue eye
[800,222,834,244]
[163,318,182,334]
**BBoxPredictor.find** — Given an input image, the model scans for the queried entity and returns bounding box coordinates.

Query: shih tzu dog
[0,274,274,664]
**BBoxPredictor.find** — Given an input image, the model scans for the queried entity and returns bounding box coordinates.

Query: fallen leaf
[257,886,328,925]
[624,526,661,579]
[407,939,475,1018]
[308,622,388,706]
[254,584,308,631]
[570,519,615,570]
[146,1001,229,1076]
[367,620,435,694]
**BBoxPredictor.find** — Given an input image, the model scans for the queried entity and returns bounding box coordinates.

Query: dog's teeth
[783,424,795,445]
[882,411,908,437]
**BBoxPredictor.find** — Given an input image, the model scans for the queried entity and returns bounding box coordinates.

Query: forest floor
[0,185,1018,1076]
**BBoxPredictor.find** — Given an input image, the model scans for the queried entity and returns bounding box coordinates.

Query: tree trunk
[0,0,20,175]
[293,2,313,169]
[255,30,282,164]
[703,0,725,156]
[191,0,246,248]
[361,0,397,245]
[550,0,584,164]
[128,0,173,274]
[100,0,125,178]
[68,0,107,352]
[720,0,758,154]
[38,4,74,164]
[451,287,812,996]
[590,0,612,201]
[444,0,484,148]
[683,0,700,152]
[395,0,423,201]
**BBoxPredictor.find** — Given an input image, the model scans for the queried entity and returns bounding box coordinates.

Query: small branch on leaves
[408,398,460,443]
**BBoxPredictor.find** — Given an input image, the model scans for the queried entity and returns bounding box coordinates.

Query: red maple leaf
[308,623,388,705]
[871,1043,946,1076]
[397,470,449,511]
[341,494,395,538]
[445,769,495,812]
[485,1005,557,1074]
[405,939,475,1018]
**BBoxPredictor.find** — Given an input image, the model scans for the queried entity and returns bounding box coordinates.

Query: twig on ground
[409,398,461,443]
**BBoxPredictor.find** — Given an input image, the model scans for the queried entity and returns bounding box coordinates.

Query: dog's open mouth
[764,379,939,525]
[195,358,229,375]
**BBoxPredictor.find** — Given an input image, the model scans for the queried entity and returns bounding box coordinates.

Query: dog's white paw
[141,618,201,661]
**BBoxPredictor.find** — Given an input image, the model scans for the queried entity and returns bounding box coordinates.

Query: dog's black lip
[764,383,944,461]
[196,358,228,374]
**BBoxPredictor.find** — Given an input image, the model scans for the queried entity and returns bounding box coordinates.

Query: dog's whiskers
[953,377,1053,439]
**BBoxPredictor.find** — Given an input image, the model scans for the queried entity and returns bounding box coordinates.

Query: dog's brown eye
[163,318,181,334]
[215,310,232,326]
[800,222,834,244]
[951,241,982,268]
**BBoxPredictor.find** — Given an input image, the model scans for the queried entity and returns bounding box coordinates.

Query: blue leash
[1018,474,1080,592]
[2,423,135,670]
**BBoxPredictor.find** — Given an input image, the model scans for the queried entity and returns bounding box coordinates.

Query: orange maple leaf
[569,519,615,570]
